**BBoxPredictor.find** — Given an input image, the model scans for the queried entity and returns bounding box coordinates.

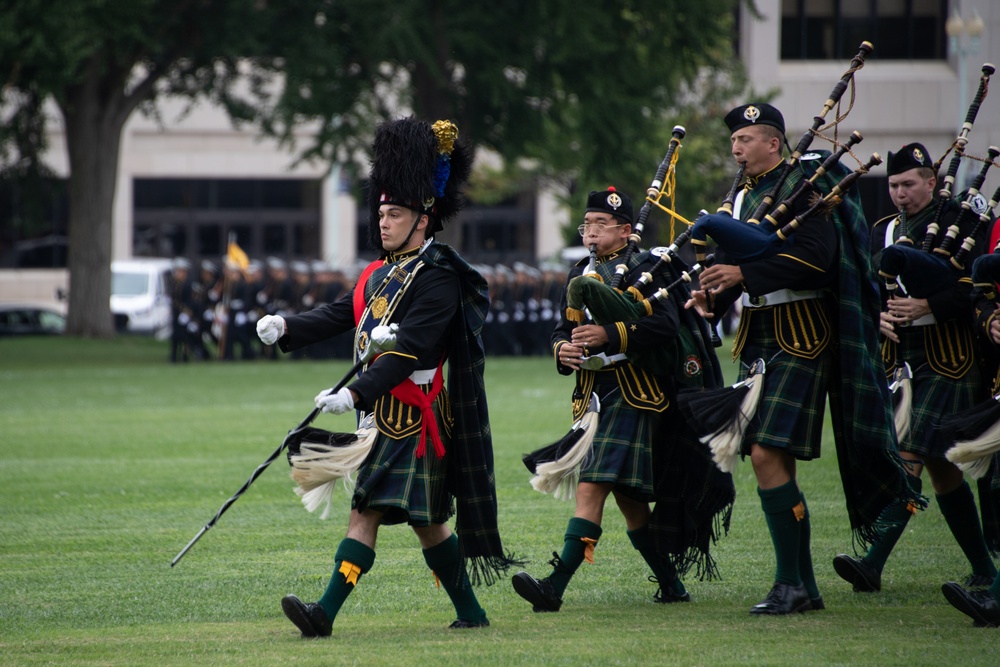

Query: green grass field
[1,336,997,666]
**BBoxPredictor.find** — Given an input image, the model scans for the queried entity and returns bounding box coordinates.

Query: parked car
[111,258,173,336]
[0,302,67,336]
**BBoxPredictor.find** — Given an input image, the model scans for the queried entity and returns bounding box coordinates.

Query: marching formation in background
[172,41,1000,633]
[166,252,569,362]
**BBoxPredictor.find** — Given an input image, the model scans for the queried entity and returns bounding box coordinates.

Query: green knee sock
[627,524,687,596]
[990,573,1000,603]
[797,492,819,600]
[758,481,803,587]
[423,533,487,624]
[548,517,602,596]
[862,477,919,573]
[318,538,376,620]
[937,481,998,578]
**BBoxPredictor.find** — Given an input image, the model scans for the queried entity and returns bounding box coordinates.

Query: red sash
[390,359,446,459]
[353,259,385,325]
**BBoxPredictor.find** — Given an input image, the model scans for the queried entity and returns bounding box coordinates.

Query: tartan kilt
[351,403,454,527]
[579,384,656,500]
[895,331,982,458]
[738,307,833,459]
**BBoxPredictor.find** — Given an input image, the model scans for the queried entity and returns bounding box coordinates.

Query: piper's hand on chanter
[685,289,714,318]
[879,311,900,343]
[571,324,608,349]
[557,341,586,370]
[698,264,744,294]
[884,296,930,329]
[989,318,1000,346]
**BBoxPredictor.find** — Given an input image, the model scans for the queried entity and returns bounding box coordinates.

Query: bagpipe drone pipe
[687,41,881,270]
[877,61,998,299]
[878,151,1000,301]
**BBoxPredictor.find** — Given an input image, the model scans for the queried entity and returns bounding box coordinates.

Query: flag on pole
[227,238,249,271]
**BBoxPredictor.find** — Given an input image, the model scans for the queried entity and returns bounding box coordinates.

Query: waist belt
[904,312,938,327]
[408,368,438,384]
[579,352,628,370]
[742,289,823,308]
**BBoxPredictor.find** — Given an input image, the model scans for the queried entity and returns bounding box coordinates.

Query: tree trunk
[59,59,129,338]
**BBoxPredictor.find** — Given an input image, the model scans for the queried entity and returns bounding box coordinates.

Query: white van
[111,258,173,337]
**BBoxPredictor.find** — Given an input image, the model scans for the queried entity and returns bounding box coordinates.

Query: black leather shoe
[511,572,562,612]
[448,618,490,629]
[650,576,691,603]
[749,582,812,615]
[832,554,881,592]
[810,596,825,610]
[281,594,333,638]
[964,573,996,588]
[942,582,1000,627]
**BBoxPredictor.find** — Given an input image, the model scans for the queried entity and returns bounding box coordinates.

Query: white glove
[315,386,355,415]
[371,323,399,352]
[256,314,286,345]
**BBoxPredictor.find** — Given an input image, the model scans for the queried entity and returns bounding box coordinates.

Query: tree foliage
[0,0,744,336]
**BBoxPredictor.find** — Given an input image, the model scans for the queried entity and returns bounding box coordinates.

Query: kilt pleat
[738,307,832,459]
[352,408,453,526]
[580,385,656,499]
[895,330,982,458]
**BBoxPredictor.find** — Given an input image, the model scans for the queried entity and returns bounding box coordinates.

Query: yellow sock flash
[339,560,362,586]
[582,537,598,564]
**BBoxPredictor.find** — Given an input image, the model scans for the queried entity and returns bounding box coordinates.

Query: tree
[0,0,743,337]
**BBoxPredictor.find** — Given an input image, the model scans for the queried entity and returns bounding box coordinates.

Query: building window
[781,0,948,61]
[133,178,320,263]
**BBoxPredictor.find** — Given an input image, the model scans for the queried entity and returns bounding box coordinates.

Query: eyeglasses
[577,222,622,236]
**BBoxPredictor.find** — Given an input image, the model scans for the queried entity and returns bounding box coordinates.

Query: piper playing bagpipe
[832,143,998,597]
[684,98,910,617]
[253,117,518,637]
[512,185,733,614]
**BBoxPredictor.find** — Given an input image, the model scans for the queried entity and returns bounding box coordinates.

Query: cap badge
[743,105,760,123]
[912,147,924,163]
[606,192,622,210]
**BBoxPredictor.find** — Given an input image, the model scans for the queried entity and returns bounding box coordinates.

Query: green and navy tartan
[811,157,915,548]
[420,242,519,584]
[895,331,983,458]
[736,307,833,459]
[580,385,657,500]
[353,397,453,526]
[744,155,910,548]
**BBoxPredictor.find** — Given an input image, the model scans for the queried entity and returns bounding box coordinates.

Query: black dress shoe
[651,576,692,604]
[942,582,1000,627]
[281,594,333,638]
[511,572,562,612]
[810,596,825,611]
[749,582,812,615]
[832,554,881,592]
[448,618,490,629]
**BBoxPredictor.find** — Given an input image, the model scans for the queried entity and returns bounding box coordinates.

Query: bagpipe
[523,126,726,497]
[672,45,880,473]
[878,64,998,300]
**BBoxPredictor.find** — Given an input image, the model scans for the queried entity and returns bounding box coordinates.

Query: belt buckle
[749,294,766,308]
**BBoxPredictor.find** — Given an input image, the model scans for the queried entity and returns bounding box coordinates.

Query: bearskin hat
[366,117,473,251]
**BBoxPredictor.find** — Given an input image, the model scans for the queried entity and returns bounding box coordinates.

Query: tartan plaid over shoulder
[421,241,519,583]
[804,155,914,548]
